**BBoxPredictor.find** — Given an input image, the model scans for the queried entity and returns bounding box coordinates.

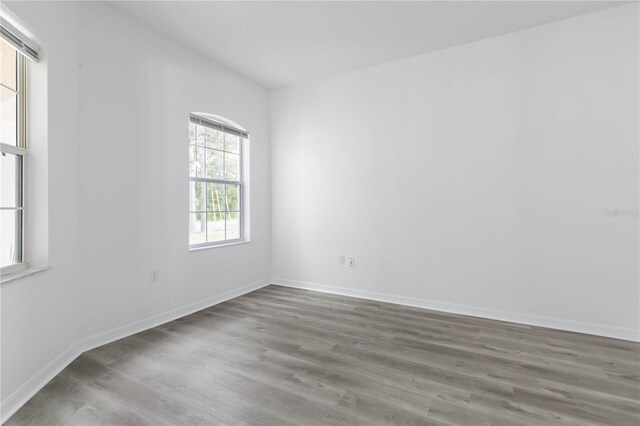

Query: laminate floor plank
[6,285,639,425]
[209,295,638,407]
[241,290,640,378]
[254,288,638,359]
[222,293,637,382]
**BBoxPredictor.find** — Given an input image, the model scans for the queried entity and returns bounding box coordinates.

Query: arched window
[188,113,248,248]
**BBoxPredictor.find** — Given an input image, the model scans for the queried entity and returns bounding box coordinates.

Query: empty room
[1,0,638,424]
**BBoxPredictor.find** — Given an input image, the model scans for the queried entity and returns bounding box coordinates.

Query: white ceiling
[111,1,630,90]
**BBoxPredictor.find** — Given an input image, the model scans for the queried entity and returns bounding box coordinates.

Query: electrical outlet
[339,255,345,266]
[150,270,159,282]
[348,257,355,267]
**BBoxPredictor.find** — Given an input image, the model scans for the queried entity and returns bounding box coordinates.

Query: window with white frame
[188,115,247,248]
[1,37,27,274]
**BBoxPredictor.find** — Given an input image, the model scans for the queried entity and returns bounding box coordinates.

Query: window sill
[1,265,52,284]
[189,240,250,252]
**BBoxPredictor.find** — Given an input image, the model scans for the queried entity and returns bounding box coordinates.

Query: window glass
[206,211,225,242]
[225,212,240,240]
[205,127,224,150]
[225,133,240,154]
[0,40,16,90]
[188,181,205,212]
[1,210,20,267]
[206,182,224,212]
[1,152,21,208]
[224,153,240,181]
[0,87,17,146]
[225,184,239,212]
[188,212,206,245]
[205,148,224,180]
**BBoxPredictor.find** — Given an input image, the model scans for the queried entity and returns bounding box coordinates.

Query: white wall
[1,1,81,414]
[271,4,639,340]
[1,0,270,415]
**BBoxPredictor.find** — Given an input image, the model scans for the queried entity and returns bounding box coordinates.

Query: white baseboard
[0,278,270,424]
[271,278,639,342]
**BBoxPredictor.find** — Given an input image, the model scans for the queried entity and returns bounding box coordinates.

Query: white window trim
[1,265,50,284]
[189,240,250,252]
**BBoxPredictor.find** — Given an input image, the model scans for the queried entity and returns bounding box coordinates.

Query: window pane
[196,124,206,146]
[205,148,223,180]
[1,152,21,208]
[0,87,17,146]
[0,40,17,91]
[225,133,240,154]
[226,211,240,240]
[1,209,21,267]
[189,122,196,144]
[224,152,240,181]
[224,184,239,211]
[207,211,225,242]
[189,181,205,212]
[189,145,204,177]
[188,212,206,245]
[206,182,225,212]
[193,146,204,178]
[188,144,196,176]
[205,127,224,150]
